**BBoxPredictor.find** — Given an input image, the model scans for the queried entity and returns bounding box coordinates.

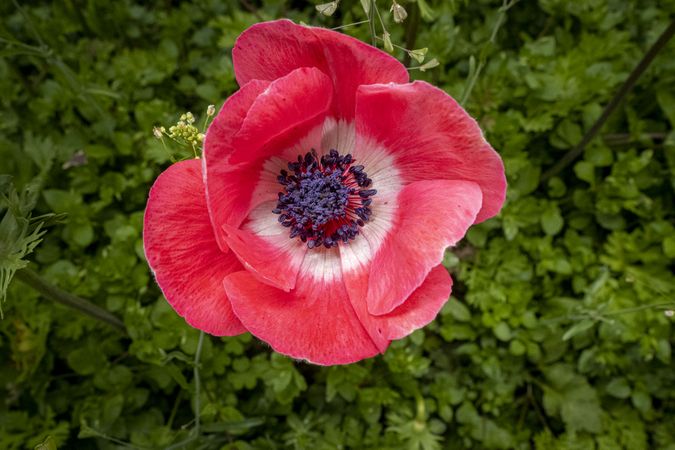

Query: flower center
[273,149,376,249]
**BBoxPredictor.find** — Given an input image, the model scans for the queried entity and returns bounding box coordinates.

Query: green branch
[460,0,518,105]
[402,2,420,66]
[166,331,206,450]
[14,267,127,334]
[540,19,675,183]
[368,0,377,46]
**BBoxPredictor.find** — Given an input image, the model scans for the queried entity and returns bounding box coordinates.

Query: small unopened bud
[316,0,339,16]
[207,104,216,116]
[407,48,428,64]
[383,32,394,53]
[391,1,408,23]
[153,127,163,139]
[665,310,674,317]
[419,58,440,72]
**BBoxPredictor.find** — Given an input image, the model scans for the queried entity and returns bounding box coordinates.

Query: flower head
[391,1,408,23]
[143,20,506,365]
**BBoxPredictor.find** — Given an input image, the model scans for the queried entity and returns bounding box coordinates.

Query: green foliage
[1,0,675,448]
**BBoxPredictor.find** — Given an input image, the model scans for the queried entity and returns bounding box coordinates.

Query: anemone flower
[144,20,506,365]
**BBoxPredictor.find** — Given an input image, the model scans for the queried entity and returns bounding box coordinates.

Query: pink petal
[355,81,506,223]
[375,265,453,340]
[203,79,270,167]
[223,270,380,365]
[221,221,306,292]
[232,20,323,88]
[203,79,270,251]
[203,68,332,250]
[341,260,451,345]
[227,67,333,165]
[233,19,409,118]
[143,159,246,336]
[366,180,482,315]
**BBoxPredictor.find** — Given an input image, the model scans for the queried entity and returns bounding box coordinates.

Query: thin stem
[11,0,46,47]
[403,2,420,66]
[460,0,517,105]
[368,0,377,46]
[540,19,675,183]
[167,390,183,429]
[375,35,410,52]
[527,383,551,433]
[83,428,147,449]
[14,267,127,333]
[0,36,48,56]
[603,132,667,144]
[165,331,206,450]
[238,0,264,21]
[194,331,205,434]
[373,1,387,34]
[540,301,675,326]
[201,114,209,133]
[331,19,370,31]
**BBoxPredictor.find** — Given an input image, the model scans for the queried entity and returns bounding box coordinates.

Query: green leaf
[562,319,595,341]
[574,161,595,183]
[656,89,675,127]
[447,300,471,322]
[663,236,675,258]
[0,177,48,312]
[605,377,631,399]
[67,346,107,375]
[586,144,614,167]
[541,204,564,236]
[493,322,512,341]
[34,435,57,450]
[416,0,436,21]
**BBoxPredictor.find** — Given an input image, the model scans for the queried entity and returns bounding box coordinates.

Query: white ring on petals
[247,117,402,283]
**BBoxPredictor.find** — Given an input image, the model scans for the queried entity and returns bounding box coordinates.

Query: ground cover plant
[1,0,675,449]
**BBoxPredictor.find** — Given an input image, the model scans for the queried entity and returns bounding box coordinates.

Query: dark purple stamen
[273,149,376,249]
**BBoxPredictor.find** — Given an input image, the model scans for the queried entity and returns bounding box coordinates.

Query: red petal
[366,180,482,315]
[232,20,323,88]
[223,270,380,365]
[203,79,270,251]
[355,81,506,223]
[375,265,452,340]
[143,159,245,336]
[341,259,451,346]
[227,67,333,165]
[203,79,270,167]
[221,211,307,292]
[203,68,332,249]
[233,19,409,118]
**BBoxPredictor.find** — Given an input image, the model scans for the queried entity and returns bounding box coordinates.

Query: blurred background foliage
[1,0,675,448]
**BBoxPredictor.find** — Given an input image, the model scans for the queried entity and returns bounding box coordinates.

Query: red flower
[143,20,506,365]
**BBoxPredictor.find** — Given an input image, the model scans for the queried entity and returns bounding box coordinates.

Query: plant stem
[165,331,206,450]
[193,331,204,434]
[460,0,517,105]
[540,19,675,183]
[14,267,127,333]
[369,0,377,46]
[403,2,420,66]
[541,301,675,325]
[332,19,370,31]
